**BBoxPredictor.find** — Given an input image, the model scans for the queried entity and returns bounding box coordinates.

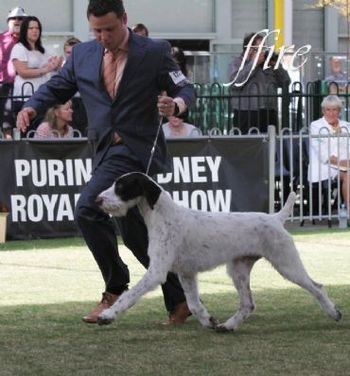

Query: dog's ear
[115,173,161,209]
[114,176,143,201]
[114,181,123,195]
[142,178,161,209]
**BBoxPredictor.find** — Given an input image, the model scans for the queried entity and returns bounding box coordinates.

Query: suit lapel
[114,32,147,102]
[85,41,109,98]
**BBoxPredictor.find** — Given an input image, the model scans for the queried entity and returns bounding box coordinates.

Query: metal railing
[2,79,350,135]
[188,81,350,135]
[269,126,349,227]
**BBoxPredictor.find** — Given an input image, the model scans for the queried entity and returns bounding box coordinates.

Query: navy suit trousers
[75,144,185,312]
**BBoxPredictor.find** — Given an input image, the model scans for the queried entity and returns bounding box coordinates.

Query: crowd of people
[227,32,350,213]
[1,7,63,138]
[0,6,198,141]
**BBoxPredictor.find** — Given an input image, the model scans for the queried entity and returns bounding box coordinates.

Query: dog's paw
[215,324,234,333]
[97,309,115,326]
[335,309,342,322]
[97,317,114,326]
[207,316,220,329]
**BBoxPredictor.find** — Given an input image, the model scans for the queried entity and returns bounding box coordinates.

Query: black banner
[0,138,268,240]
[160,138,269,212]
[0,140,93,240]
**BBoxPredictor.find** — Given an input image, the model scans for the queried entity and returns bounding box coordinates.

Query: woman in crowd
[162,49,196,138]
[132,23,149,37]
[162,114,200,138]
[10,16,63,115]
[171,46,188,77]
[308,94,350,208]
[34,101,74,139]
[62,36,81,63]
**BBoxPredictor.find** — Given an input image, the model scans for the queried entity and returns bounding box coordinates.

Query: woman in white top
[162,115,201,138]
[10,16,62,112]
[308,95,350,207]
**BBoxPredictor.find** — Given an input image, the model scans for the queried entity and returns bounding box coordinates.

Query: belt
[111,131,123,145]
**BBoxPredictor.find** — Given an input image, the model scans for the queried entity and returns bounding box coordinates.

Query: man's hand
[157,91,175,118]
[16,107,37,133]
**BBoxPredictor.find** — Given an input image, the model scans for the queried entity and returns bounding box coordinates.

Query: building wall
[293,0,324,52]
[127,0,215,34]
[0,0,330,52]
[230,0,268,41]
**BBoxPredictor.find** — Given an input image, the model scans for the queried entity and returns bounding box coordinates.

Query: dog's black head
[114,172,162,210]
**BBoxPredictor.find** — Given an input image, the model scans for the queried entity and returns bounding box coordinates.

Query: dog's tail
[275,192,296,223]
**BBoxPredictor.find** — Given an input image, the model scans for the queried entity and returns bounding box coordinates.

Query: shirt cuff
[173,97,186,115]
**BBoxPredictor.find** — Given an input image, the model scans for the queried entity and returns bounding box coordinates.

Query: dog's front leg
[97,265,168,326]
[178,273,218,329]
[216,257,258,332]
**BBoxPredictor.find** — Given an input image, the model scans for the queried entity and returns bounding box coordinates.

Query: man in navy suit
[17,0,195,324]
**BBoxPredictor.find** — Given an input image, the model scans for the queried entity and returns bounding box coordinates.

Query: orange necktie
[103,50,118,99]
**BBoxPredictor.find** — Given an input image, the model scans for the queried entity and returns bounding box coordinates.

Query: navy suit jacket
[25,31,195,174]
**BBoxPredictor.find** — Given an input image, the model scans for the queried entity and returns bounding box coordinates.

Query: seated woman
[34,101,74,139]
[308,94,350,208]
[162,115,201,138]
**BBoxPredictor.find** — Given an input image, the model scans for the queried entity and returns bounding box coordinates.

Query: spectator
[325,56,347,84]
[132,23,149,37]
[62,36,88,135]
[229,32,290,134]
[171,46,188,76]
[325,56,348,94]
[163,115,201,138]
[34,101,74,139]
[10,16,63,118]
[308,95,350,208]
[62,36,82,64]
[0,7,28,139]
[170,46,190,123]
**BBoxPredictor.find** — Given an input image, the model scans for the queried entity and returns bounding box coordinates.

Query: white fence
[270,126,350,227]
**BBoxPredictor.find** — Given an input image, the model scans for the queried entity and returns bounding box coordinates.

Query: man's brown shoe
[162,301,191,325]
[82,292,119,324]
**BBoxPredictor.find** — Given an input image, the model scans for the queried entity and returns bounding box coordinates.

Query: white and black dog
[95,172,341,331]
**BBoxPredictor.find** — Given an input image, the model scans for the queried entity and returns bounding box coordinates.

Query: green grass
[0,230,349,376]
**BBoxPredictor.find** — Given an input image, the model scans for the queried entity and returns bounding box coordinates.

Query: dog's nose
[95,196,103,206]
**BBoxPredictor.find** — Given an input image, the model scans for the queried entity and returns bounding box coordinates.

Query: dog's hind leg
[216,256,260,332]
[178,273,218,329]
[98,264,169,325]
[267,240,342,322]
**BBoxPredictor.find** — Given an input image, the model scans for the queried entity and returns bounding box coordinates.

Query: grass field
[0,230,349,376]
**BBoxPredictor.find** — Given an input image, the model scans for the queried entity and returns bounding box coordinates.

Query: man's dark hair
[87,0,125,18]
